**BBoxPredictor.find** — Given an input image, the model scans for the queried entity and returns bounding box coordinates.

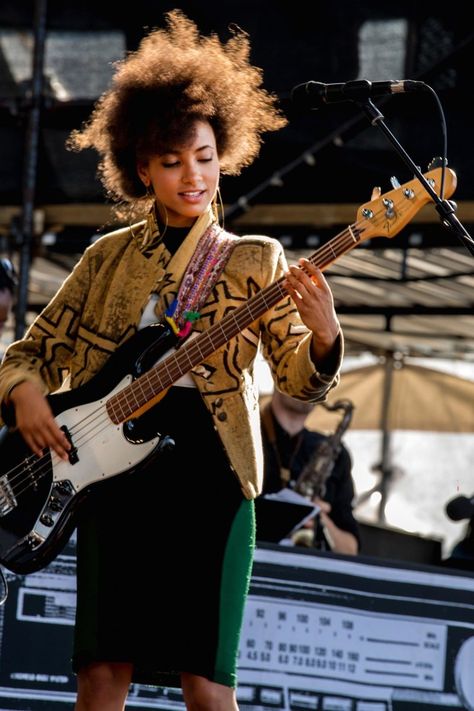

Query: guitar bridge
[0,474,17,516]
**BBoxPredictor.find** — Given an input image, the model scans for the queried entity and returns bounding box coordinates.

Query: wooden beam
[1,201,474,231]
[0,204,116,233]
[232,201,474,227]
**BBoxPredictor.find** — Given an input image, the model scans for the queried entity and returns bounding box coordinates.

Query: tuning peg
[390,176,401,189]
[428,156,448,170]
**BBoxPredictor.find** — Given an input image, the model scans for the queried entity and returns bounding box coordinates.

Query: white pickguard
[51,375,160,492]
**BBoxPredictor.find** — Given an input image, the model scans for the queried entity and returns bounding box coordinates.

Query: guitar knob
[55,481,74,496]
[49,496,63,512]
[27,534,42,549]
[390,176,401,189]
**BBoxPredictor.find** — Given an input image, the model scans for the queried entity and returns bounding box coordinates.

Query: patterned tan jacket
[0,210,343,499]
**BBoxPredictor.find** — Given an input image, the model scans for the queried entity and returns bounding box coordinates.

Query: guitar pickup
[60,425,79,465]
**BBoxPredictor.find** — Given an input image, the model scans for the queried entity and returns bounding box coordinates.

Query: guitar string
[0,221,360,503]
[106,227,361,420]
[0,208,400,506]
[0,194,421,506]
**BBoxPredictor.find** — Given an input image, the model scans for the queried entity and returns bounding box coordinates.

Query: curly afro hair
[68,10,287,215]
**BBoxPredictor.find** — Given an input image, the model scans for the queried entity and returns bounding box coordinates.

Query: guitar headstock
[356,167,457,242]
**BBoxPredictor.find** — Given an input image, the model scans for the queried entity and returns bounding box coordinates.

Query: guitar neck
[108,224,362,422]
[106,166,456,422]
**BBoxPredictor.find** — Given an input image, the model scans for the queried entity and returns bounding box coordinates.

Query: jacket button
[217,412,227,422]
[214,398,223,407]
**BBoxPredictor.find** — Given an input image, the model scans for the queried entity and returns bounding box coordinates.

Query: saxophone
[292,399,354,547]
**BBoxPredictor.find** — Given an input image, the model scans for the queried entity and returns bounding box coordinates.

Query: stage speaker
[358,521,442,565]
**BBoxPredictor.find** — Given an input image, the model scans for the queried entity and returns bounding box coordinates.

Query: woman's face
[137,120,220,227]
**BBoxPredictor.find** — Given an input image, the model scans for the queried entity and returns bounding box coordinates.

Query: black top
[161,224,190,255]
[261,411,360,548]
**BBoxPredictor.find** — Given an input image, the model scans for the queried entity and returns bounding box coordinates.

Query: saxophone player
[260,389,360,555]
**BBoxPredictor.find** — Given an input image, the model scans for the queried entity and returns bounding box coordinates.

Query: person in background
[0,11,343,711]
[260,389,360,555]
[0,257,16,338]
[443,494,474,570]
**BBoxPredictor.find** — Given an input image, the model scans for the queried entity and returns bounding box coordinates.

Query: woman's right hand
[9,381,71,460]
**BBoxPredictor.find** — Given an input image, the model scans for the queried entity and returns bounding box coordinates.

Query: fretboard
[107,223,361,423]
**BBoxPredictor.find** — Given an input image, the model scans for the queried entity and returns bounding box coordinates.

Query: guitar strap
[151,207,237,338]
[164,222,236,339]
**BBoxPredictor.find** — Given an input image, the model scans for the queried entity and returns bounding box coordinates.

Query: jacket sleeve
[258,238,343,402]
[0,247,93,414]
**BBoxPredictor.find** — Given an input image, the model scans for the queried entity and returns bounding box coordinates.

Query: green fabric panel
[215,499,255,687]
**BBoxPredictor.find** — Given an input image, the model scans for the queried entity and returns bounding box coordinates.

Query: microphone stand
[356,98,474,257]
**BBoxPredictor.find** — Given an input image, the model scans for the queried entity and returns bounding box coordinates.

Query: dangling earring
[144,184,169,241]
[212,186,225,230]
[144,184,160,239]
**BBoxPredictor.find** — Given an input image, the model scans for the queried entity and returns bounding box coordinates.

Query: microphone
[445,495,474,522]
[291,79,426,110]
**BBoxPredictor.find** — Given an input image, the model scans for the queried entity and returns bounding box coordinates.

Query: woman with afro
[0,11,343,710]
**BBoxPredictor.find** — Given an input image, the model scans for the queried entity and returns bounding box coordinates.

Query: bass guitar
[0,167,456,574]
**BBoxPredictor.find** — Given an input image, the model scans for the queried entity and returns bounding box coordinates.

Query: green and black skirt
[72,386,255,689]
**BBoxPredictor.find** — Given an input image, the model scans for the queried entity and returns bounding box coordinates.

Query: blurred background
[1,0,473,561]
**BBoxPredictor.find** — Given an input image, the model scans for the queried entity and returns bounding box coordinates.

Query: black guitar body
[0,168,451,575]
[0,322,177,575]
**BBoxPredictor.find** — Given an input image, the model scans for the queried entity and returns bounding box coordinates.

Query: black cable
[422,83,448,199]
[0,566,9,606]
